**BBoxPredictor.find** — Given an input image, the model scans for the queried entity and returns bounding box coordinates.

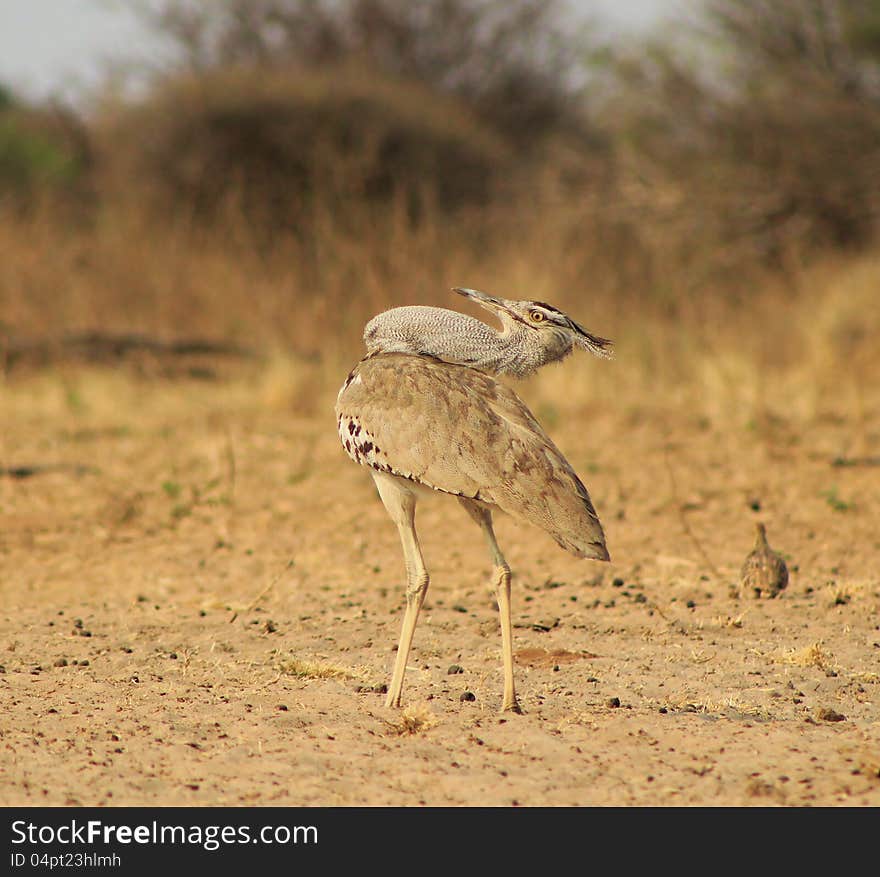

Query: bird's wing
[336,353,608,560]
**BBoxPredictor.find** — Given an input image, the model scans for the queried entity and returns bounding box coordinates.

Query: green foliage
[821,486,855,512]
[161,480,182,499]
[0,86,85,198]
[0,117,79,192]
[0,83,14,112]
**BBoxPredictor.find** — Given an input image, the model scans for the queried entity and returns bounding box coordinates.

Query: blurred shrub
[96,64,513,228]
[0,89,90,203]
[599,0,880,267]
[140,0,592,154]
[103,0,602,231]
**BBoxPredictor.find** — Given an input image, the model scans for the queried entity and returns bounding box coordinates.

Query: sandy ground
[1,364,878,807]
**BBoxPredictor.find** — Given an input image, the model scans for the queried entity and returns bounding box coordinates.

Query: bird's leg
[373,474,429,709]
[458,499,522,714]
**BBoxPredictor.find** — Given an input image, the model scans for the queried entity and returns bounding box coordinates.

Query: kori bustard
[336,287,612,712]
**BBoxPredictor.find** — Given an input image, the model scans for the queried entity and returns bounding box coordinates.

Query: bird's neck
[363,306,573,378]
[490,325,573,378]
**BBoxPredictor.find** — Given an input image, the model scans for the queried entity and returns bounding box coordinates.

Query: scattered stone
[354,683,388,694]
[460,691,476,702]
[816,707,845,723]
[606,697,621,708]
[447,664,464,675]
[53,658,68,667]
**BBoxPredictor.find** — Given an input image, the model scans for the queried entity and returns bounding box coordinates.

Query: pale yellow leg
[493,563,520,713]
[373,473,429,709]
[459,499,522,713]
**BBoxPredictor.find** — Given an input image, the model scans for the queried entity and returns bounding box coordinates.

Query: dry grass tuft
[778,642,833,670]
[279,657,372,683]
[384,704,438,736]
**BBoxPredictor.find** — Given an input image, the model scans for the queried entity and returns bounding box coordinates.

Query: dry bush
[597,0,880,269]
[139,0,591,153]
[95,64,513,229]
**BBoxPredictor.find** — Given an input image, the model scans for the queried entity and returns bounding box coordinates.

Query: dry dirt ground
[1,363,878,807]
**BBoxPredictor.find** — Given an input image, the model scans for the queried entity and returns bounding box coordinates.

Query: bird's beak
[452,287,514,317]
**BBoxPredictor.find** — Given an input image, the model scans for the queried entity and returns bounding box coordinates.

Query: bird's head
[453,287,613,361]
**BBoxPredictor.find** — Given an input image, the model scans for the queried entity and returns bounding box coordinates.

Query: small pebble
[606,697,621,708]
[53,658,68,667]
[448,664,464,675]
[816,707,845,722]
[460,691,476,702]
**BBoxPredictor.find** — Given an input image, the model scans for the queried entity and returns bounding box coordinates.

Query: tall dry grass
[1,188,877,432]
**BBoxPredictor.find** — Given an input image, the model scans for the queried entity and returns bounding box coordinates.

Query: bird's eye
[529,310,545,323]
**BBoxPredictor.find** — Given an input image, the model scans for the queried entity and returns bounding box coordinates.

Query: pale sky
[0,0,679,104]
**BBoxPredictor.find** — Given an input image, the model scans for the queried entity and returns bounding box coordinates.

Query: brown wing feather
[336,353,609,561]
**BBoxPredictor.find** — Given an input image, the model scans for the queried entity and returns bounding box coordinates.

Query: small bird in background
[337,287,612,712]
[740,522,789,598]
